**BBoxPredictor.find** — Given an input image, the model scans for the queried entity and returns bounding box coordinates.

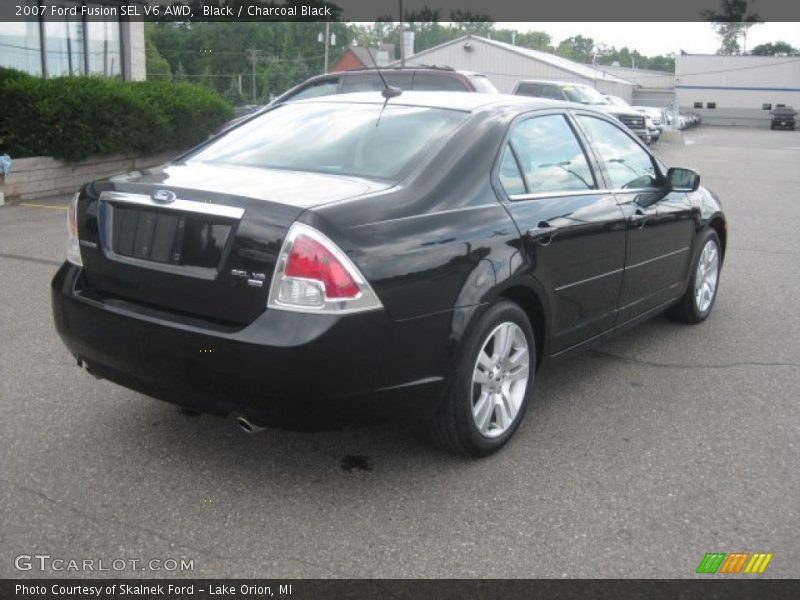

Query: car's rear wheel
[667,228,721,323]
[428,301,535,456]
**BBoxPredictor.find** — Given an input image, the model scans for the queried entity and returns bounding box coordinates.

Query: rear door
[498,112,627,352]
[574,113,697,322]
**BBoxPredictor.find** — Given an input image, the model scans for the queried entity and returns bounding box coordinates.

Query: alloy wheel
[471,322,530,438]
[695,239,720,313]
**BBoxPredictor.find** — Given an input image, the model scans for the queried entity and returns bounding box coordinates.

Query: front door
[574,115,697,322]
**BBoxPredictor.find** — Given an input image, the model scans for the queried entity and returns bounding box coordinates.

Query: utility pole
[324,21,330,73]
[399,0,405,67]
[246,48,258,103]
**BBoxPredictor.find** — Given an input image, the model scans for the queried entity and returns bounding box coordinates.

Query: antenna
[362,44,402,100]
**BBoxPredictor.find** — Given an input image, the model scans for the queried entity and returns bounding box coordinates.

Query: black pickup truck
[770,106,796,130]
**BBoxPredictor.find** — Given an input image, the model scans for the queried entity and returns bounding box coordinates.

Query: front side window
[185,102,467,181]
[509,114,595,194]
[562,85,609,106]
[577,115,659,190]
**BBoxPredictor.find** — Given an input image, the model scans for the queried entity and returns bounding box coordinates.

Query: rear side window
[468,76,499,93]
[413,73,469,91]
[497,145,526,195]
[509,114,595,194]
[284,78,339,101]
[341,73,413,93]
[576,115,658,190]
[515,82,543,97]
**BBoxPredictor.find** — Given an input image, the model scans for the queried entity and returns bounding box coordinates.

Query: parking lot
[1,126,798,578]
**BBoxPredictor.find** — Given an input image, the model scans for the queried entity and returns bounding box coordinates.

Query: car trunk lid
[77,163,389,325]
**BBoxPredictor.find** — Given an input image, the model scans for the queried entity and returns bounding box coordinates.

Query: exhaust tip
[235,415,264,434]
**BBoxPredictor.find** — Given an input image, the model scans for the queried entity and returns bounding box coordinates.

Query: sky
[495,22,800,56]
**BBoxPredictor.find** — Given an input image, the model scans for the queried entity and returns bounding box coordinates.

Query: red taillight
[268,223,382,314]
[285,234,360,298]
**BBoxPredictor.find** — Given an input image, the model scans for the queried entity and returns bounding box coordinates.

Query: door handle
[525,221,554,247]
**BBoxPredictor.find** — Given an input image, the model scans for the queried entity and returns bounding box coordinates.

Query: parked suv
[512,80,651,144]
[273,66,498,104]
[770,106,796,130]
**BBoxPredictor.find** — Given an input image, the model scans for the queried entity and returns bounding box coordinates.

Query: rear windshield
[185,102,466,181]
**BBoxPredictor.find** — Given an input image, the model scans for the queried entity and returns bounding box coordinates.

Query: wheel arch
[495,283,548,369]
[707,215,727,263]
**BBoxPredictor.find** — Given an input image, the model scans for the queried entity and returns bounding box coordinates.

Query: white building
[676,54,800,126]
[0,1,146,80]
[596,65,675,108]
[396,34,637,101]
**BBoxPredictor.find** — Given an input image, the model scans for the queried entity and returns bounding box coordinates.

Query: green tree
[555,35,595,63]
[145,32,172,80]
[702,0,763,55]
[750,41,799,56]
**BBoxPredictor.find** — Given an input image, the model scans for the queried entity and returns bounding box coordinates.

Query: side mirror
[667,167,700,193]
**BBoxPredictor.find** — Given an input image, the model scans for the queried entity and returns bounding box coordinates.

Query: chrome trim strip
[98,191,244,220]
[554,267,624,292]
[626,247,689,270]
[509,189,613,202]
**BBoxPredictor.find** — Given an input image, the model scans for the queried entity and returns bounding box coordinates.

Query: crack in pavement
[0,253,61,267]
[728,246,800,257]
[588,350,800,370]
[0,477,351,578]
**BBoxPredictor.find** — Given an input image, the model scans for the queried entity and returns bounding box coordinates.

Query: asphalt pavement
[1,126,798,578]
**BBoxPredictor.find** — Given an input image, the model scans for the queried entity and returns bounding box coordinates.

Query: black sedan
[52,92,726,456]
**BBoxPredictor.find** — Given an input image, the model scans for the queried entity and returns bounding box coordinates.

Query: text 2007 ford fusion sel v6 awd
[52,92,726,456]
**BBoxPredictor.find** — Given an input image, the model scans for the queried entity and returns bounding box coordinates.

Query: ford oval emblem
[151,189,176,204]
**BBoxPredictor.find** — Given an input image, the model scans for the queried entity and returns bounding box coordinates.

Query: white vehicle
[512,81,651,144]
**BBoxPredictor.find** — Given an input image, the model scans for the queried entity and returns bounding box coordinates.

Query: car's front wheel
[667,228,722,323]
[428,301,535,456]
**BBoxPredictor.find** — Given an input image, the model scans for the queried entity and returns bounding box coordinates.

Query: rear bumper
[52,263,450,428]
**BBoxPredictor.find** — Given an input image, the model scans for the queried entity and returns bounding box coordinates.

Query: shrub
[0,70,232,162]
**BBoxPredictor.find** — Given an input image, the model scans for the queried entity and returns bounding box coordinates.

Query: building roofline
[392,34,636,86]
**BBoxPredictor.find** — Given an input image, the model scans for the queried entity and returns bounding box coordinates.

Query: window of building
[509,115,596,194]
[0,22,43,75]
[706,102,716,109]
[45,17,86,77]
[762,103,772,110]
[87,18,122,77]
[0,5,124,79]
[693,102,703,109]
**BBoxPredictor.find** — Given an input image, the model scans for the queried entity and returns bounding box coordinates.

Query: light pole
[318,22,336,73]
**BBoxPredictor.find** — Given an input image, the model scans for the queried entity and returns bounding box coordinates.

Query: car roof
[307,66,485,78]
[516,79,592,88]
[293,91,592,113]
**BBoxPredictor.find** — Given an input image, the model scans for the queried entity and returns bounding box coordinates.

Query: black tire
[428,300,536,457]
[666,228,722,324]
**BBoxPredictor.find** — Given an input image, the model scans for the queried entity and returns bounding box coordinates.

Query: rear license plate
[110,205,233,269]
